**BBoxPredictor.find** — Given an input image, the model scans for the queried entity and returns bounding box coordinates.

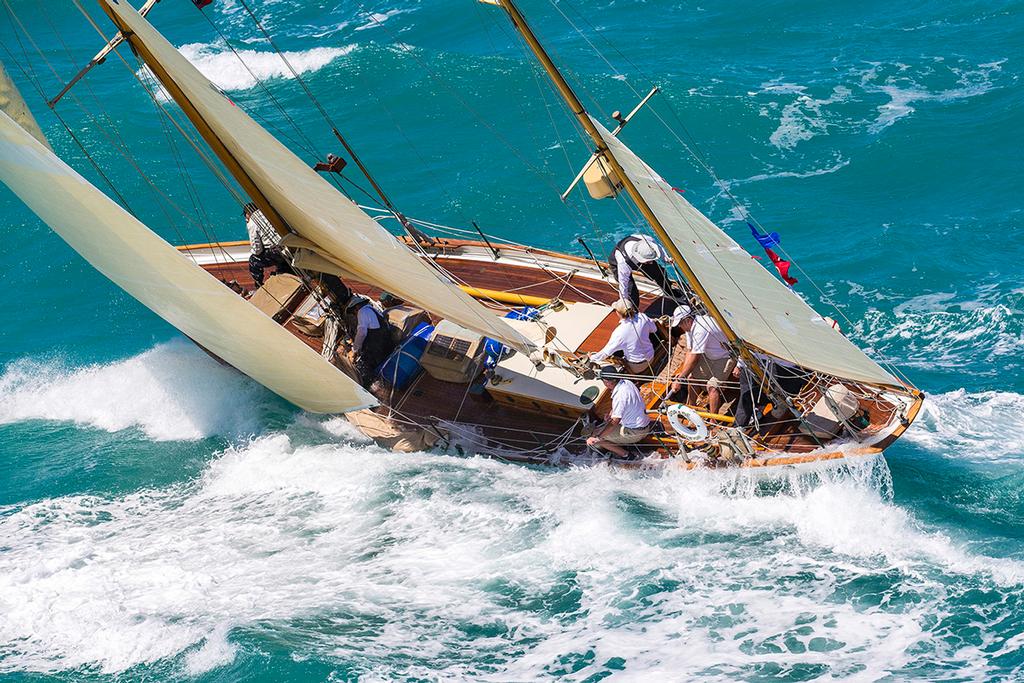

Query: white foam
[181,42,355,91]
[767,85,851,149]
[354,9,411,32]
[0,441,1019,678]
[139,42,355,96]
[905,390,1024,462]
[860,59,1006,133]
[0,340,273,441]
[725,157,850,189]
[856,290,1024,373]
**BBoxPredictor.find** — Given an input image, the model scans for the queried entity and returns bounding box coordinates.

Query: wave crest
[0,340,275,441]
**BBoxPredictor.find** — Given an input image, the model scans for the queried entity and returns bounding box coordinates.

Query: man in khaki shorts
[668,306,734,414]
[586,365,653,458]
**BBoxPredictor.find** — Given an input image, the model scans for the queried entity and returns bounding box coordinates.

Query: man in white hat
[585,365,653,457]
[668,305,733,414]
[608,234,680,309]
[589,299,658,375]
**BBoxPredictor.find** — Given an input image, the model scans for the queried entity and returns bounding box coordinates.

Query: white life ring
[666,404,708,442]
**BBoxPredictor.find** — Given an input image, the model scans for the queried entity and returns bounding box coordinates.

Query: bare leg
[591,438,627,457]
[708,386,722,414]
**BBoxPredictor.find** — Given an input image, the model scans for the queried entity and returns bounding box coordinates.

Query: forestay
[99,0,537,356]
[0,111,376,414]
[592,118,901,388]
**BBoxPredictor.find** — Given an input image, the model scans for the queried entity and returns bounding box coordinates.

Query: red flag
[765,248,798,286]
[193,0,213,8]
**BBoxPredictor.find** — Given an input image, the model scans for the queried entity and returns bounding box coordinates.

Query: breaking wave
[0,442,1020,678]
[0,340,276,441]
[854,290,1024,375]
[905,389,1024,462]
[139,41,355,95]
[178,41,356,91]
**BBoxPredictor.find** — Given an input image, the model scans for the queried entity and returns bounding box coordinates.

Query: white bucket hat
[625,235,666,264]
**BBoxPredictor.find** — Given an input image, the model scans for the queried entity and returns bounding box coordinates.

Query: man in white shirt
[589,299,658,375]
[244,203,291,287]
[585,365,653,457]
[607,234,682,309]
[668,305,734,413]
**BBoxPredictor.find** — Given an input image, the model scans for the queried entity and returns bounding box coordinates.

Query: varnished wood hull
[181,237,922,474]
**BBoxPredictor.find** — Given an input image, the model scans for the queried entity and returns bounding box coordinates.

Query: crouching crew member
[344,294,395,388]
[669,305,733,414]
[608,234,682,309]
[590,299,658,376]
[244,203,292,287]
[586,365,653,458]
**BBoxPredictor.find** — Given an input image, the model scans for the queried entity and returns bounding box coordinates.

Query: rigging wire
[538,0,912,387]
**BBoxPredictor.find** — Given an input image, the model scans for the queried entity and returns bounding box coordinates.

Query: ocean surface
[1,0,1022,680]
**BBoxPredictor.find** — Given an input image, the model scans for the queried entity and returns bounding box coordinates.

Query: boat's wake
[0,422,1021,679]
[2,343,1023,677]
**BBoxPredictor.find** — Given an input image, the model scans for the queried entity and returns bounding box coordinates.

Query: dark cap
[599,365,619,380]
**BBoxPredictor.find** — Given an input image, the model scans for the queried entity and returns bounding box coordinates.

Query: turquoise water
[1,0,1022,679]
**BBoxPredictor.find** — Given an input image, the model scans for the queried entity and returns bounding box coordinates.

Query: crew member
[245,203,292,287]
[585,365,653,458]
[668,305,733,414]
[590,299,658,376]
[344,294,395,388]
[608,234,681,309]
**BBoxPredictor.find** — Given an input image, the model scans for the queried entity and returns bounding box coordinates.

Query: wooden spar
[458,285,548,307]
[97,2,292,240]
[560,85,659,200]
[48,0,162,108]
[487,0,769,384]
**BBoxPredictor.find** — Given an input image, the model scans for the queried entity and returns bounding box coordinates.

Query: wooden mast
[99,2,291,238]
[487,0,766,380]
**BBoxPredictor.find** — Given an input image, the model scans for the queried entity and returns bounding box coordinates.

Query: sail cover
[99,0,536,356]
[0,110,375,414]
[592,118,901,388]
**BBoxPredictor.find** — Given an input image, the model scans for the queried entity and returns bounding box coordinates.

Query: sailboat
[0,0,923,472]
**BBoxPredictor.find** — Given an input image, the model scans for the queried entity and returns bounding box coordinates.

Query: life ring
[666,404,708,442]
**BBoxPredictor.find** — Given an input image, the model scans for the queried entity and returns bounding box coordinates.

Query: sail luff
[0,109,376,414]
[97,0,537,355]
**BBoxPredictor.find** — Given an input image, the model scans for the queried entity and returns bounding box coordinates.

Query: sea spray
[0,340,283,441]
[1,436,1020,678]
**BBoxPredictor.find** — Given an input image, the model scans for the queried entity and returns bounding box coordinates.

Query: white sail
[0,110,375,414]
[592,117,901,388]
[99,0,537,356]
[0,60,51,151]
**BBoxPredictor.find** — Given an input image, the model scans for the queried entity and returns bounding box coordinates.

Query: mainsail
[98,0,537,356]
[0,110,376,414]
[591,118,901,388]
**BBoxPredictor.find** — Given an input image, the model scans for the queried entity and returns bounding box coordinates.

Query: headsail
[98,0,537,356]
[0,60,51,151]
[0,110,375,414]
[592,118,901,388]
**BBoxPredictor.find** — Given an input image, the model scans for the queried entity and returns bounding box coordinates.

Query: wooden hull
[181,237,923,474]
